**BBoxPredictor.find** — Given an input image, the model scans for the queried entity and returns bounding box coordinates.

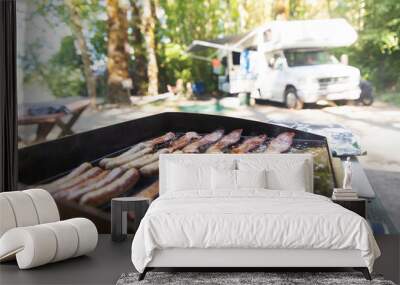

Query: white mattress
[131,190,380,273]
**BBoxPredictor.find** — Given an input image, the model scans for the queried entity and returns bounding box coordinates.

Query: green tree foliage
[24,36,87,98]
[344,0,400,90]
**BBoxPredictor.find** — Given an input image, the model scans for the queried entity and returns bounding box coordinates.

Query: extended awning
[186,31,252,53]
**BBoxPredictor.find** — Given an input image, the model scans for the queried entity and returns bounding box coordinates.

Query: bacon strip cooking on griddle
[182,129,224,153]
[66,168,125,201]
[206,129,243,153]
[231,134,267,154]
[99,132,176,167]
[265,132,295,153]
[168,132,201,152]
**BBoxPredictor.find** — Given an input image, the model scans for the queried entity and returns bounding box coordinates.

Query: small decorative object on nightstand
[111,197,151,242]
[342,156,353,190]
[332,198,367,218]
[332,157,361,201]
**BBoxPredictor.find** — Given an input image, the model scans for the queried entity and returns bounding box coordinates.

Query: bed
[131,154,380,280]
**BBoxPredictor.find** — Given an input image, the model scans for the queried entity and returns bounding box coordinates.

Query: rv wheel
[284,87,304,110]
[359,80,374,106]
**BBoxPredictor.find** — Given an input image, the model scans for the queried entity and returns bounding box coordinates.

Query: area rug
[116,271,395,285]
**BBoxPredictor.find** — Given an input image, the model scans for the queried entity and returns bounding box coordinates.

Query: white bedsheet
[131,190,380,273]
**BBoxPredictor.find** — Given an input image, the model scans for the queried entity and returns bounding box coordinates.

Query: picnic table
[18,98,90,144]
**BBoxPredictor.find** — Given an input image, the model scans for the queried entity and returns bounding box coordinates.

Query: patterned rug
[116,271,396,285]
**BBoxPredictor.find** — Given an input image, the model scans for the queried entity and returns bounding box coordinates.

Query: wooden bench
[18,99,90,144]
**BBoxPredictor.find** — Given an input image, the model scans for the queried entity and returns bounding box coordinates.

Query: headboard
[159,154,313,195]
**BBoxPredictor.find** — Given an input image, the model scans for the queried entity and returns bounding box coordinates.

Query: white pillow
[238,158,311,192]
[167,162,212,191]
[211,169,268,191]
[211,168,236,190]
[166,159,237,193]
[266,164,306,191]
[236,169,267,189]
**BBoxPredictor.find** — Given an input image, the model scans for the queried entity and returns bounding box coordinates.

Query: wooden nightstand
[332,198,367,218]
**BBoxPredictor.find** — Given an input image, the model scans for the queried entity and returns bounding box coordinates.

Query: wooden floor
[0,235,398,285]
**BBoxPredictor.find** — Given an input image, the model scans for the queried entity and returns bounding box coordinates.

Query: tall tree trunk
[64,0,97,108]
[326,0,332,18]
[106,0,131,104]
[141,0,158,96]
[131,1,148,95]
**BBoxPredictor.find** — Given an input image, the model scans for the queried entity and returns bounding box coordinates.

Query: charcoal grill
[18,112,337,233]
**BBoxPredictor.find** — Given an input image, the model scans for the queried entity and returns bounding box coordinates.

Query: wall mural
[18,114,335,232]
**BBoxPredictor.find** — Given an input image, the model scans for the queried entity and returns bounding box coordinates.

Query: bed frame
[139,249,371,280]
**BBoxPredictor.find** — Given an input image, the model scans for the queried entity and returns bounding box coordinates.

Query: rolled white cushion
[64,218,98,257]
[0,218,98,269]
[1,192,39,227]
[23,189,60,224]
[0,196,17,237]
[42,221,79,262]
[0,226,57,269]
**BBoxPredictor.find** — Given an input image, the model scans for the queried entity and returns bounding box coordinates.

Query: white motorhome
[187,19,373,109]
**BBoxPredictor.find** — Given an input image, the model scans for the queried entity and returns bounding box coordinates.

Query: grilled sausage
[120,148,170,171]
[99,143,147,167]
[53,170,109,200]
[182,129,224,153]
[99,132,175,167]
[231,134,267,154]
[41,162,92,192]
[139,161,159,177]
[49,167,103,194]
[104,147,153,169]
[168,132,201,152]
[265,132,295,153]
[66,168,125,201]
[80,168,140,207]
[206,129,243,153]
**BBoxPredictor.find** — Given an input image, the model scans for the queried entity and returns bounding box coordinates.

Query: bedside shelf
[332,198,367,218]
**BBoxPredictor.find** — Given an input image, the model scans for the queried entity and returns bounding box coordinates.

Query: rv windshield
[285,50,338,67]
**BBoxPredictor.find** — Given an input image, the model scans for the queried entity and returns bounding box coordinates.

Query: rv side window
[284,50,338,67]
[232,52,241,65]
[266,52,284,69]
